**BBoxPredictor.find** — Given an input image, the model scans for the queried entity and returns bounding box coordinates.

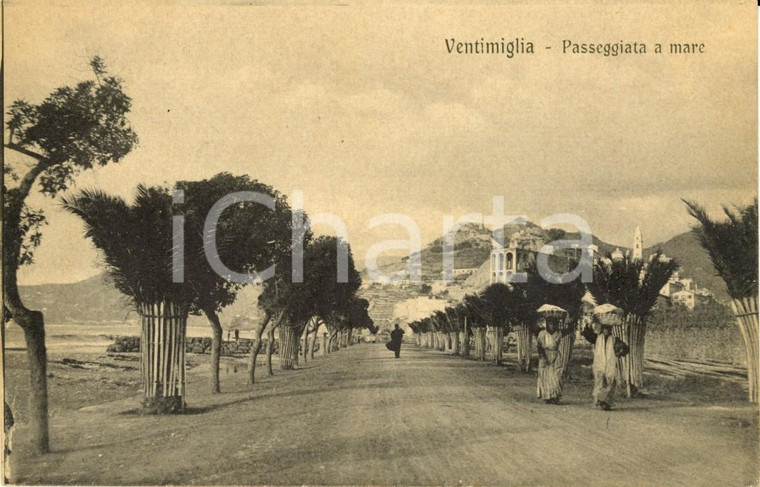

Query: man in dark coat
[389,324,405,358]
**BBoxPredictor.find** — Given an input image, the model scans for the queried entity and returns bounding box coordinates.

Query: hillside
[358,285,424,332]
[646,231,729,302]
[17,273,265,329]
[19,274,133,324]
[373,221,568,279]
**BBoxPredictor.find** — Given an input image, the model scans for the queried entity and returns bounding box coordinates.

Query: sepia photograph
[2,1,758,485]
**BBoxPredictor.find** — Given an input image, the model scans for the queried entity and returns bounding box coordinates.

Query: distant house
[659,270,710,308]
[441,267,479,278]
[679,278,694,291]
[660,280,685,297]
[453,267,478,276]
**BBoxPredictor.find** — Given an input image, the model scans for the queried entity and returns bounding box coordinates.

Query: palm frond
[684,198,758,299]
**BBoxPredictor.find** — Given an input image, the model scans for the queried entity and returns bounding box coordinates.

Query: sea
[4,321,233,354]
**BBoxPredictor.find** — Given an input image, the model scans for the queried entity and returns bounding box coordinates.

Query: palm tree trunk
[310,328,319,359]
[451,332,460,355]
[516,324,532,371]
[462,317,470,358]
[139,301,186,413]
[294,326,303,365]
[495,327,504,365]
[558,329,575,379]
[266,323,277,376]
[611,322,632,398]
[298,325,309,365]
[475,327,487,361]
[279,326,299,370]
[247,313,271,385]
[203,307,223,394]
[491,327,497,362]
[629,315,647,393]
[302,326,309,362]
[732,298,759,403]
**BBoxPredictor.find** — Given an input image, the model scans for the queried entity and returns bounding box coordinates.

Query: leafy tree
[4,57,137,452]
[176,173,294,393]
[443,306,463,354]
[684,199,759,402]
[258,270,312,369]
[257,236,360,367]
[309,236,362,353]
[477,283,528,364]
[345,297,376,339]
[462,294,489,360]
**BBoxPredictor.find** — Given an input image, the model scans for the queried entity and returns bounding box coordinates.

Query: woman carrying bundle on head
[536,305,567,405]
[583,304,628,411]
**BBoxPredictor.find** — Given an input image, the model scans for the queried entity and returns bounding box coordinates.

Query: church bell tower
[633,226,643,261]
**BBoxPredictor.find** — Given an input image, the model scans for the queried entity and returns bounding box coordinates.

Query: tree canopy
[588,251,678,319]
[176,172,295,314]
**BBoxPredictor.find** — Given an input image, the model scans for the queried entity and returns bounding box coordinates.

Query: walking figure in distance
[388,324,405,359]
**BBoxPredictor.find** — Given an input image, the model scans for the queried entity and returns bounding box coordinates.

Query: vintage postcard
[2,1,758,485]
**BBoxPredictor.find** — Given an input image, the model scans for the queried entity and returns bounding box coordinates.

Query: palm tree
[684,199,758,402]
[63,186,191,413]
[588,251,678,396]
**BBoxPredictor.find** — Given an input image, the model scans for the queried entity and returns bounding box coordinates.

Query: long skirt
[593,371,616,405]
[537,357,563,400]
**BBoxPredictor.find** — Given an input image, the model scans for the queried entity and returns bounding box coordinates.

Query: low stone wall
[107,336,280,356]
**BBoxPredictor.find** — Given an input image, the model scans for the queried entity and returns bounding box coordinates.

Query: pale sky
[5,1,757,285]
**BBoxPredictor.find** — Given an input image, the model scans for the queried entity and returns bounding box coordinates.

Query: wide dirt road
[11,343,759,486]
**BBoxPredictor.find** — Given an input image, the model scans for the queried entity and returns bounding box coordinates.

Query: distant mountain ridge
[19,274,134,324]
